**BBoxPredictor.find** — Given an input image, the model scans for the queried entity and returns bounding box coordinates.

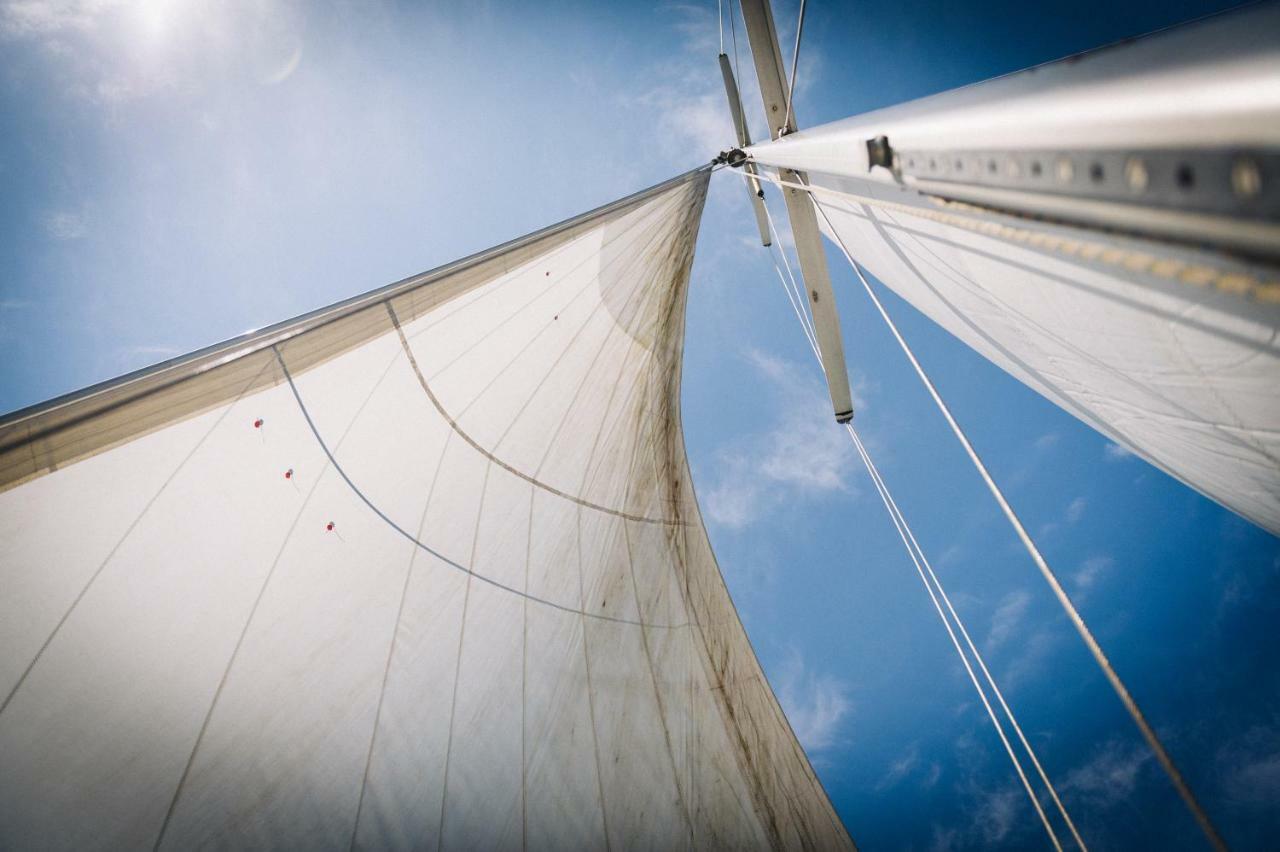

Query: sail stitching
[389,304,685,526]
[415,191,683,376]
[484,190,686,471]
[881,208,1280,467]
[435,460,491,852]
[0,356,273,722]
[346,430,455,851]
[615,217,698,842]
[276,347,691,629]
[152,349,403,850]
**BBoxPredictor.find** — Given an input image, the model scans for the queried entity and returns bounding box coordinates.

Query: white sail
[0,169,851,851]
[746,4,1280,534]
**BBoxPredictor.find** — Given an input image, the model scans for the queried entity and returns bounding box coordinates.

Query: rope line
[782,0,806,136]
[848,424,1087,850]
[729,0,744,110]
[761,197,821,355]
[846,425,1064,851]
[796,173,1228,852]
[752,196,1071,849]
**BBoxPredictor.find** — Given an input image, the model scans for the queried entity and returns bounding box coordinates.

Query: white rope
[760,198,820,352]
[729,0,744,108]
[759,200,820,360]
[848,424,1087,851]
[750,176,1072,850]
[784,169,1226,852]
[846,426,1063,852]
[782,0,806,135]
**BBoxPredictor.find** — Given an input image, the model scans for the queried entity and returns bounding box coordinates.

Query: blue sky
[1,1,1277,849]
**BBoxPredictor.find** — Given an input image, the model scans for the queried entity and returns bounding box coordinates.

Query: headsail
[0,168,852,851]
[745,4,1280,534]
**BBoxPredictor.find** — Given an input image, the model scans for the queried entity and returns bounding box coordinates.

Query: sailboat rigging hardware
[738,0,856,424]
[895,144,1279,258]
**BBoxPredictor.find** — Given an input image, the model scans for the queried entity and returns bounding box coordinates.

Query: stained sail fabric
[747,5,1280,535]
[0,168,852,851]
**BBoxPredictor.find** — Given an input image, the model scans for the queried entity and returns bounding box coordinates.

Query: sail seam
[480,192,684,475]
[152,348,402,850]
[0,356,273,722]
[275,347,691,629]
[435,460,490,852]
[419,190,685,386]
[347,429,455,851]
[388,303,685,526]
[575,503,614,851]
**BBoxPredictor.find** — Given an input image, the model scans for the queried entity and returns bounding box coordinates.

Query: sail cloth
[747,4,1280,535]
[0,168,852,851]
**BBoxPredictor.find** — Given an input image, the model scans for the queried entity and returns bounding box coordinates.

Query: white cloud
[0,0,112,38]
[702,349,856,529]
[43,209,87,239]
[921,761,942,789]
[1001,627,1059,691]
[1104,442,1134,462]
[985,589,1030,651]
[929,825,960,852]
[876,742,920,790]
[1066,496,1086,524]
[1073,554,1113,595]
[703,454,763,529]
[3,0,305,106]
[626,4,736,162]
[1062,741,1151,809]
[775,647,852,753]
[1217,723,1280,809]
[1034,432,1060,450]
[629,1,826,165]
[974,787,1022,846]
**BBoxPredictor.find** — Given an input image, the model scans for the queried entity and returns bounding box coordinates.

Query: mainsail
[0,168,852,850]
[745,3,1280,535]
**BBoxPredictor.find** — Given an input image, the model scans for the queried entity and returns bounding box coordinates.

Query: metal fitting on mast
[739,0,856,424]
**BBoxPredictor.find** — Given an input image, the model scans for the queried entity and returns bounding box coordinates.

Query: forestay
[0,168,851,851]
[746,4,1280,535]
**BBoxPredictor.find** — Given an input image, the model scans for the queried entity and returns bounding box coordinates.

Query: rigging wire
[729,0,744,102]
[781,169,1228,852]
[782,0,807,135]
[847,424,1088,851]
[751,174,1071,850]
[846,426,1064,852]
[760,199,820,352]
